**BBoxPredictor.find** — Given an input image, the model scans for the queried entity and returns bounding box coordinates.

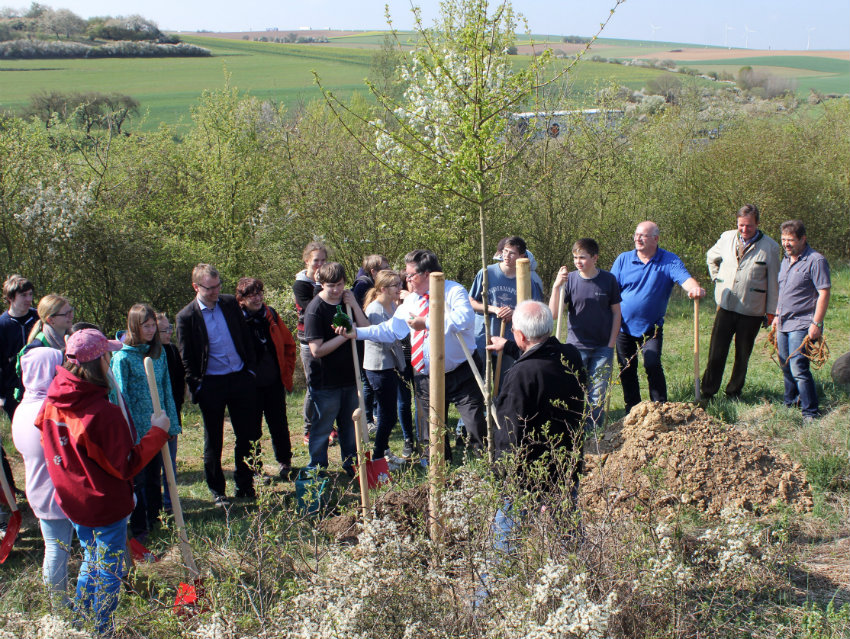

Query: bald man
[610,221,705,413]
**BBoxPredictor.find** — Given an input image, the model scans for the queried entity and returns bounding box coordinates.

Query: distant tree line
[0,2,210,58]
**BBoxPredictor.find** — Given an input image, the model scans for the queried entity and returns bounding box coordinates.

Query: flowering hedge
[0,39,210,58]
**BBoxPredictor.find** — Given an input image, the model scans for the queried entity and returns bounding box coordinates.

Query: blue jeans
[72,517,127,634]
[39,518,74,607]
[578,346,614,430]
[778,330,819,417]
[307,385,357,472]
[397,366,415,443]
[365,369,399,458]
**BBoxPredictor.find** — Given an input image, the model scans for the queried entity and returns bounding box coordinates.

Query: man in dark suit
[177,264,259,506]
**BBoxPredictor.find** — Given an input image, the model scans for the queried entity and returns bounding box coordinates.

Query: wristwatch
[812,321,824,328]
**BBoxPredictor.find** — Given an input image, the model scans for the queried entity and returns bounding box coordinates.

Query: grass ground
[0,267,847,634]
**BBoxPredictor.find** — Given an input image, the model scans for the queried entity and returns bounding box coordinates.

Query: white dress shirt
[355,279,476,375]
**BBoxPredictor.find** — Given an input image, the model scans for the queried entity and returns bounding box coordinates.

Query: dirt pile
[581,402,813,516]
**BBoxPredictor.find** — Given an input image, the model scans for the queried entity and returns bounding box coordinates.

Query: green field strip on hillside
[691,64,829,78]
[183,36,373,67]
[678,56,848,73]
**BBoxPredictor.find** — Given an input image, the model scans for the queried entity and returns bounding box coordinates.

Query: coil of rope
[765,324,830,370]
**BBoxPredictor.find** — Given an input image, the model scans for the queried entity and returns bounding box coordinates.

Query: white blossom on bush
[692,507,774,582]
[494,562,617,639]
[15,180,91,253]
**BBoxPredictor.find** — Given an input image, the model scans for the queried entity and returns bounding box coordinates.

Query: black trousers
[701,307,763,399]
[256,378,292,468]
[616,327,666,413]
[197,369,260,496]
[130,454,162,537]
[413,356,486,451]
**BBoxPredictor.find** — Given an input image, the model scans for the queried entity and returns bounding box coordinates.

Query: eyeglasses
[244,291,263,299]
[197,282,222,291]
[52,308,74,318]
[633,233,657,240]
[405,271,422,281]
[159,326,173,334]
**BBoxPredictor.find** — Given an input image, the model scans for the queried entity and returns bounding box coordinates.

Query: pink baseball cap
[65,329,123,364]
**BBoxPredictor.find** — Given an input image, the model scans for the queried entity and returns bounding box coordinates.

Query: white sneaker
[367,422,378,436]
[384,449,407,466]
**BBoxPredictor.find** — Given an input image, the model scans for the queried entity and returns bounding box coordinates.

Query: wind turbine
[806,26,815,50]
[724,24,736,48]
[650,23,661,40]
[744,25,756,49]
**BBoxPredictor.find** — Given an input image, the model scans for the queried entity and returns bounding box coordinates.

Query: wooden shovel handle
[346,306,372,519]
[144,357,199,579]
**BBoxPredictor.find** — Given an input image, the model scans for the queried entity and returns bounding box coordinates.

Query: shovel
[0,444,21,563]
[694,297,701,402]
[143,357,205,616]
[346,305,374,519]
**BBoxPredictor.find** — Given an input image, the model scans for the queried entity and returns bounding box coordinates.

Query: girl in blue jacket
[110,303,180,541]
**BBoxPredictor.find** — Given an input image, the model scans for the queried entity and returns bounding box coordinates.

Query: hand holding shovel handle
[144,357,199,579]
[492,322,507,397]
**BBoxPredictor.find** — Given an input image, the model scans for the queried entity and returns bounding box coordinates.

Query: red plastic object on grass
[355,452,391,489]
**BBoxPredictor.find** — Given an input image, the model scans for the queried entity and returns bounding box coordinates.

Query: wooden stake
[428,273,445,543]
[347,305,372,520]
[492,322,507,397]
[516,257,531,304]
[143,357,199,579]
[694,297,701,402]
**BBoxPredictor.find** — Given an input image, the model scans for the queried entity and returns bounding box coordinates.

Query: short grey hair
[512,300,552,342]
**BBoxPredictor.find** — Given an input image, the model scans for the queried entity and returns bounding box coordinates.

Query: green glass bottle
[332,304,352,330]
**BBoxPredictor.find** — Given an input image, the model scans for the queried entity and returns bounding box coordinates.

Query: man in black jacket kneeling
[486,300,586,554]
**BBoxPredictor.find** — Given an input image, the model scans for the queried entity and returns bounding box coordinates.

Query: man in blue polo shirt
[771,220,830,422]
[611,221,706,413]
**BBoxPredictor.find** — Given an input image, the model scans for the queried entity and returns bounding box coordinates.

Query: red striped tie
[410,294,429,373]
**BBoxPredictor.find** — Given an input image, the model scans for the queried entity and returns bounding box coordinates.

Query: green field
[1,33,844,129]
[678,55,850,95]
[0,35,701,130]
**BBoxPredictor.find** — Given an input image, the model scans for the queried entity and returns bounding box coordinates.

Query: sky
[8,0,850,51]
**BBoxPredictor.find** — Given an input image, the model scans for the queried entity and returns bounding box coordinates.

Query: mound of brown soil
[581,402,813,516]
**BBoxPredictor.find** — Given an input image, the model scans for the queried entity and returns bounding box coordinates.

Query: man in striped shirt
[344,250,485,458]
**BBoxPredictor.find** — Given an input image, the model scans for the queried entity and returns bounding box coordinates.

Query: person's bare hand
[486,336,508,352]
[496,306,513,321]
[808,323,822,341]
[407,316,426,331]
[333,325,356,340]
[341,290,357,308]
[553,266,569,289]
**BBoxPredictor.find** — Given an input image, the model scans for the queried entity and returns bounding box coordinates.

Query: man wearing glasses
[469,236,544,378]
[176,264,258,507]
[611,221,706,414]
[341,250,486,458]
